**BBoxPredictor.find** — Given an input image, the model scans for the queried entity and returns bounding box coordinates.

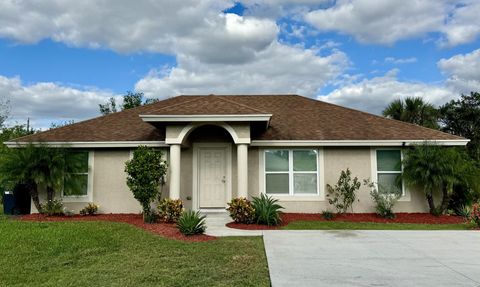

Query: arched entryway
[166,122,250,210]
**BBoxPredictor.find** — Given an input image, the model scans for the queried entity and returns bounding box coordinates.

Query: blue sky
[0,39,176,92]
[0,0,479,129]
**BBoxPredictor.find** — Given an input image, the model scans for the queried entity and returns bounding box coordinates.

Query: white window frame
[371,148,409,200]
[62,151,94,202]
[263,149,320,197]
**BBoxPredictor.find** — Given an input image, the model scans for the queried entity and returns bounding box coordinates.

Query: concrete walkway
[263,230,480,287]
[203,212,263,237]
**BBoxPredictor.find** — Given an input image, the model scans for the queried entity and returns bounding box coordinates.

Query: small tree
[125,146,167,222]
[326,168,361,214]
[0,143,84,212]
[402,143,477,215]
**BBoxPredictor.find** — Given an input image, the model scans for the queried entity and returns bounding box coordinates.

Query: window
[265,149,318,195]
[376,149,403,195]
[63,151,89,197]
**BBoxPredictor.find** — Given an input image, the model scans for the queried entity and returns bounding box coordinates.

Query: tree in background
[99,97,118,115]
[439,92,480,162]
[50,120,75,129]
[122,91,143,110]
[99,91,159,115]
[382,97,439,129]
[0,124,35,156]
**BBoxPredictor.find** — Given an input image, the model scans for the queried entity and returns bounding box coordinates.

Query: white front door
[198,147,228,208]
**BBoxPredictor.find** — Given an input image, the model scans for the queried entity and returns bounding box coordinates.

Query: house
[6,95,468,214]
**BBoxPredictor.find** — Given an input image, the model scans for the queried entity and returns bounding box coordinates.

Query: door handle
[221,176,226,183]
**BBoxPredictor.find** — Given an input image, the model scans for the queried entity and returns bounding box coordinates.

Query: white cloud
[0,1,280,65]
[135,41,349,98]
[0,75,118,129]
[440,0,480,47]
[241,0,331,18]
[305,0,480,46]
[321,47,480,114]
[438,48,480,93]
[178,13,278,64]
[384,57,417,64]
[319,70,456,114]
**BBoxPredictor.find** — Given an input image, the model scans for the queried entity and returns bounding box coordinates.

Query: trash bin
[13,184,31,214]
[3,191,15,215]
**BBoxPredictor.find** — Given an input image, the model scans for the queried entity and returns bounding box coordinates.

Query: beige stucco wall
[179,147,193,209]
[165,122,250,144]
[32,150,142,214]
[33,144,429,214]
[248,147,260,198]
[90,150,142,213]
[249,147,430,213]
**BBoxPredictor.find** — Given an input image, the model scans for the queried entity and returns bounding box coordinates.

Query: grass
[0,216,270,287]
[283,220,472,230]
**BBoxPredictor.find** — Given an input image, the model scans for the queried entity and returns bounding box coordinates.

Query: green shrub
[40,199,64,216]
[79,203,99,216]
[456,205,471,220]
[448,184,478,216]
[226,197,255,224]
[365,180,402,219]
[322,210,335,220]
[326,168,361,214]
[177,210,206,235]
[252,194,283,226]
[158,198,183,223]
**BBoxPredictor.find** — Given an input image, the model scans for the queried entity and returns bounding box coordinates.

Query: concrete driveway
[263,230,480,287]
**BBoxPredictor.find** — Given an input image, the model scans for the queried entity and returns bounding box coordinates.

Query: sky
[0,0,479,129]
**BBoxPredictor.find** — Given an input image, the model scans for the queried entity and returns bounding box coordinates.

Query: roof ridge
[145,95,208,113]
[146,94,271,114]
[213,95,270,114]
[310,96,464,139]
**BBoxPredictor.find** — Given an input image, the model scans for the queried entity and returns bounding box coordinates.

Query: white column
[169,144,181,200]
[237,144,248,198]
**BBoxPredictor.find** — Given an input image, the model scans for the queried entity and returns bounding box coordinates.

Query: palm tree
[0,143,84,212]
[383,97,439,129]
[402,143,475,215]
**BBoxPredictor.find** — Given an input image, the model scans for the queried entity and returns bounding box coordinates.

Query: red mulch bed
[19,214,215,242]
[227,213,466,230]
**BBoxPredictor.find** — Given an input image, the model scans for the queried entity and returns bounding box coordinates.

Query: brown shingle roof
[12,94,464,143]
[143,95,269,115]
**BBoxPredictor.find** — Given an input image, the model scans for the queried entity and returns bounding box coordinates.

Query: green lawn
[0,215,270,287]
[283,220,471,230]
